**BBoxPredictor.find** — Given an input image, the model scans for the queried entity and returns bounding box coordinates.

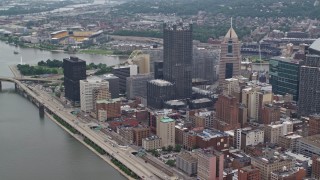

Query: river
[0,41,127,180]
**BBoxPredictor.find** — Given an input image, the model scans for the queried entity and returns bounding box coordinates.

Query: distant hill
[115,0,320,18]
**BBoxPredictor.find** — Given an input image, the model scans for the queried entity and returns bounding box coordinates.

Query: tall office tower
[193,48,219,83]
[147,79,175,109]
[112,65,138,94]
[80,76,109,113]
[269,57,302,101]
[154,61,164,79]
[102,74,119,99]
[218,22,241,84]
[63,56,86,104]
[197,148,224,180]
[163,23,193,99]
[298,54,320,116]
[126,74,154,100]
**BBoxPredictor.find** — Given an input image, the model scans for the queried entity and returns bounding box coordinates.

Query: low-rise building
[270,168,306,180]
[264,121,293,144]
[235,127,264,150]
[196,129,230,150]
[96,98,121,121]
[297,134,320,157]
[142,136,162,151]
[176,152,198,176]
[132,126,150,146]
[238,166,261,180]
[251,151,294,180]
[278,133,302,152]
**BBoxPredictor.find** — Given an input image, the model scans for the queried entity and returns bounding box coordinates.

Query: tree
[162,146,166,151]
[165,160,175,167]
[174,144,182,152]
[167,145,173,152]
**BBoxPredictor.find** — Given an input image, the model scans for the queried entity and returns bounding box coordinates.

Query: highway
[0,76,189,180]
[28,84,176,180]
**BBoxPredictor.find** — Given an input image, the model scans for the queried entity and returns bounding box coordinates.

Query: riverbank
[45,112,134,180]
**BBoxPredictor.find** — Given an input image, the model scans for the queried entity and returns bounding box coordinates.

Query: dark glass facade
[298,55,320,116]
[63,56,86,104]
[147,80,175,109]
[163,23,192,99]
[269,57,301,101]
[154,61,164,79]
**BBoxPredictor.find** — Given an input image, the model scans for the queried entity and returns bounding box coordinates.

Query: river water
[0,42,126,180]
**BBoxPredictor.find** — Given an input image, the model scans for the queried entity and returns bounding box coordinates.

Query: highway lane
[28,85,173,180]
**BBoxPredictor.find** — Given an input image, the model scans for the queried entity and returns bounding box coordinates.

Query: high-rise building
[63,56,86,104]
[197,148,224,180]
[147,79,175,109]
[260,104,281,124]
[131,54,150,74]
[102,74,119,99]
[218,24,241,84]
[298,54,320,116]
[312,155,320,179]
[309,114,320,136]
[154,61,164,79]
[126,73,153,100]
[269,57,302,101]
[156,117,175,147]
[214,94,240,131]
[238,166,261,180]
[193,48,219,83]
[241,85,273,122]
[80,76,109,112]
[163,23,192,99]
[112,65,138,94]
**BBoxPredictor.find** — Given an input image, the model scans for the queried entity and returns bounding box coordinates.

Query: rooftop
[271,56,303,64]
[299,134,320,148]
[160,117,174,123]
[96,98,121,104]
[225,27,238,39]
[149,79,173,86]
[177,152,197,162]
[197,128,229,140]
[309,38,320,53]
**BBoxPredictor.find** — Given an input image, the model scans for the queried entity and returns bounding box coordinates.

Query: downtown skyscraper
[163,23,193,99]
[218,24,241,84]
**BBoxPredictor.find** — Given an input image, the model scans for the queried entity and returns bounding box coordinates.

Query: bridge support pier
[0,81,2,91]
[39,104,45,118]
[14,83,18,92]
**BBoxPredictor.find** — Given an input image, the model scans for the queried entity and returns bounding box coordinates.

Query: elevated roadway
[0,76,176,180]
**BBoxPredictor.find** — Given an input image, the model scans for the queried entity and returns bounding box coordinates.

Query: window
[228,41,233,54]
